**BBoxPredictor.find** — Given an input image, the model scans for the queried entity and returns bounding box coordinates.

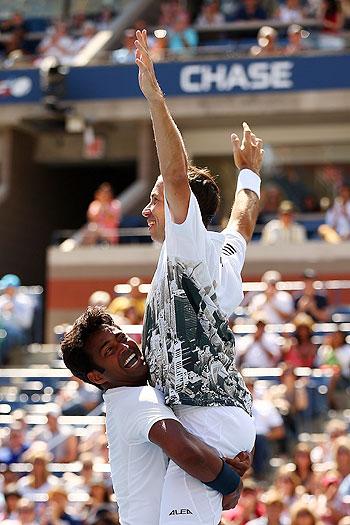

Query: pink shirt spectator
[87,183,121,244]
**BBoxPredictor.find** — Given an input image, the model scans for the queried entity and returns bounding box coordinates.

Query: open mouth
[123,352,139,369]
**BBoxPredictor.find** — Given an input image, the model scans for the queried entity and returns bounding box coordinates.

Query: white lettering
[180,61,294,94]
[271,61,294,89]
[248,62,270,90]
[226,64,250,90]
[179,65,202,93]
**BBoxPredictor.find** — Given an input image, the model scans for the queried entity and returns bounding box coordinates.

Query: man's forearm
[148,95,188,185]
[227,189,260,243]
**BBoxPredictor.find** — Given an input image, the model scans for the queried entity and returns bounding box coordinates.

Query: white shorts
[159,406,256,525]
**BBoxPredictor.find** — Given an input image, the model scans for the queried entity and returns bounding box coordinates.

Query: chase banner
[0,54,349,104]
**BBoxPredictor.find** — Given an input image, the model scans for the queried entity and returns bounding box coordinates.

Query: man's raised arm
[226,123,264,242]
[135,29,190,224]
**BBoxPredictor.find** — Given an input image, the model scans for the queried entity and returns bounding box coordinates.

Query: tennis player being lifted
[136,29,264,525]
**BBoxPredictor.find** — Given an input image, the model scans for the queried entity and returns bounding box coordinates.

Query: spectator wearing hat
[248,271,295,324]
[0,274,34,363]
[311,418,348,463]
[2,498,38,525]
[275,465,301,507]
[236,317,281,369]
[290,501,321,525]
[17,451,60,499]
[294,269,330,323]
[283,313,317,368]
[245,489,285,525]
[251,26,281,57]
[3,485,21,520]
[261,201,307,245]
[284,24,307,55]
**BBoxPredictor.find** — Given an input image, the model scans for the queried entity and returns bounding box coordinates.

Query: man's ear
[87,370,105,386]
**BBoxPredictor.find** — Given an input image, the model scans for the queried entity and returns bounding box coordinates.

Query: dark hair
[61,306,115,390]
[325,0,341,16]
[188,165,220,227]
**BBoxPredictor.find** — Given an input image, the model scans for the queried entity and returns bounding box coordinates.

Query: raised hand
[231,122,264,176]
[134,29,163,102]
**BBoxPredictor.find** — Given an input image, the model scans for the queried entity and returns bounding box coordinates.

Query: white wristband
[236,169,261,199]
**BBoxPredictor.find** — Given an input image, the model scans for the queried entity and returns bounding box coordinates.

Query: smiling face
[142,177,165,243]
[86,324,148,389]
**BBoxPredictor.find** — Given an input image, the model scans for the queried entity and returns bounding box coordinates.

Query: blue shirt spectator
[168,12,198,54]
[232,0,268,21]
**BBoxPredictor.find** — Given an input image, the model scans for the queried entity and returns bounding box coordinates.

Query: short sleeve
[164,189,207,261]
[220,228,247,274]
[130,387,179,443]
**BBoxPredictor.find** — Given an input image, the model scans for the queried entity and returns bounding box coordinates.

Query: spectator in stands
[64,453,104,495]
[311,418,348,463]
[317,329,350,408]
[0,12,27,56]
[97,6,116,31]
[89,291,112,308]
[0,423,30,465]
[85,480,115,523]
[233,0,268,21]
[292,443,317,494]
[17,451,60,498]
[248,381,285,478]
[112,28,136,64]
[30,406,78,463]
[319,183,350,242]
[290,502,320,525]
[246,489,285,525]
[294,268,330,322]
[70,11,87,32]
[167,12,199,55]
[236,317,281,368]
[59,377,102,416]
[221,479,264,525]
[87,182,121,244]
[3,485,21,520]
[284,24,308,55]
[159,0,183,28]
[261,0,280,18]
[40,486,83,525]
[108,276,145,323]
[319,0,345,49]
[283,313,317,368]
[37,21,74,65]
[248,270,295,324]
[261,200,307,244]
[74,22,97,53]
[251,25,281,56]
[0,274,35,364]
[259,184,283,222]
[275,465,301,507]
[195,0,225,27]
[277,0,305,23]
[332,437,350,520]
[6,498,38,525]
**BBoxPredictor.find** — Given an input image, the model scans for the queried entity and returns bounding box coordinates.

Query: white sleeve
[216,229,247,314]
[164,189,207,262]
[267,405,284,429]
[131,387,179,444]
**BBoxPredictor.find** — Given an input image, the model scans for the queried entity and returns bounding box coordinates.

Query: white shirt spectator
[253,398,284,436]
[278,2,304,24]
[237,332,281,368]
[317,342,350,378]
[248,290,294,324]
[261,219,307,244]
[326,199,350,239]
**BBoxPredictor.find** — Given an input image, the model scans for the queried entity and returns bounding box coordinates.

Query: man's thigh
[159,460,221,525]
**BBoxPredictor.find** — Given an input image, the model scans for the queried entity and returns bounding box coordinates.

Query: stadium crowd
[0,0,350,66]
[0,265,349,523]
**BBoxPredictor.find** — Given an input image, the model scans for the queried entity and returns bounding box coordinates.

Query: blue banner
[1,54,350,104]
